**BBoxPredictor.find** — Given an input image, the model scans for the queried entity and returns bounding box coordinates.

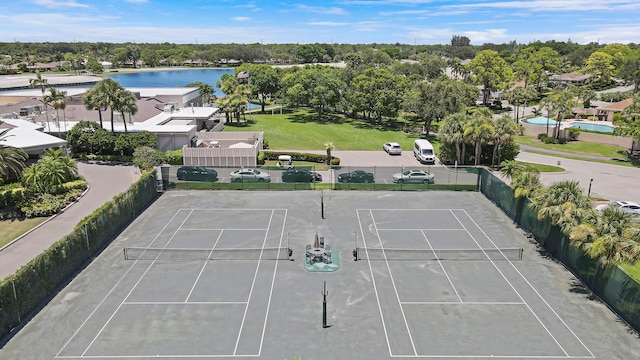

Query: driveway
[0,162,140,280]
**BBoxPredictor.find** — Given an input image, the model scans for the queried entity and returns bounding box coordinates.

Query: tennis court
[2,191,639,359]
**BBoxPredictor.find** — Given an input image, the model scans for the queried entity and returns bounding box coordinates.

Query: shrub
[50,180,88,195]
[19,193,66,218]
[164,149,183,165]
[257,151,265,165]
[557,137,567,144]
[566,128,580,141]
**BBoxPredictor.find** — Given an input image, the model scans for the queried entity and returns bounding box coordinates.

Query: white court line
[124,301,247,305]
[401,301,525,305]
[421,229,462,303]
[361,208,467,211]
[185,230,224,302]
[257,209,288,356]
[388,355,596,359]
[376,228,466,231]
[178,208,287,211]
[180,228,268,231]
[80,209,195,357]
[233,209,275,356]
[369,210,418,357]
[449,210,570,358]
[357,210,394,357]
[58,355,260,358]
[461,210,595,358]
[55,209,187,358]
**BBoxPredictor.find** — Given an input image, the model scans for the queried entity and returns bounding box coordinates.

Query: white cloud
[293,4,348,15]
[445,0,640,12]
[308,22,349,27]
[33,0,89,8]
[232,17,251,21]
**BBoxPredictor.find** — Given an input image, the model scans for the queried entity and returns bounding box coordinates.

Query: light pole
[588,178,593,198]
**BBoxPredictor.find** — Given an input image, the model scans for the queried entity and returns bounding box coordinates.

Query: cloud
[33,0,89,8]
[308,22,349,27]
[444,0,640,12]
[293,4,347,15]
[232,17,251,22]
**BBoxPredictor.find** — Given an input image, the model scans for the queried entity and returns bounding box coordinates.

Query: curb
[0,186,90,253]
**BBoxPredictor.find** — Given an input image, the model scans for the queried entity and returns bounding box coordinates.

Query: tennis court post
[322,281,328,328]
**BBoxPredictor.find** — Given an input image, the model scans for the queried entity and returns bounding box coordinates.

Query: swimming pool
[567,122,614,133]
[525,116,557,126]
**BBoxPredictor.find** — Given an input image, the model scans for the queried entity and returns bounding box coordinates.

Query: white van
[413,139,436,164]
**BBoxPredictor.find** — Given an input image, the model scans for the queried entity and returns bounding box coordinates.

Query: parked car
[176,166,218,182]
[337,170,375,183]
[595,200,640,215]
[282,168,322,182]
[230,168,271,182]
[383,142,402,155]
[392,169,435,184]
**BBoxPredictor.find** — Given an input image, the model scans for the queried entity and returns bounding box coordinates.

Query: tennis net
[353,247,523,261]
[123,247,293,261]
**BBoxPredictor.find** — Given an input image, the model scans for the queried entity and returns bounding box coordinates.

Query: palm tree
[114,88,138,134]
[570,206,640,267]
[88,78,126,132]
[491,115,517,167]
[499,159,525,181]
[44,87,68,135]
[530,180,592,226]
[438,113,469,164]
[83,85,108,129]
[464,110,494,166]
[0,128,28,181]
[41,148,78,182]
[22,148,78,193]
[29,70,50,132]
[511,170,542,199]
[324,142,335,165]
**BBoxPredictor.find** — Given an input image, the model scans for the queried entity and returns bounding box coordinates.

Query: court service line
[376,228,466,231]
[233,209,276,356]
[257,209,288,356]
[124,301,247,305]
[178,208,287,212]
[401,301,524,305]
[356,210,394,357]
[362,208,466,211]
[421,229,462,303]
[180,228,268,231]
[370,210,418,357]
[80,209,195,357]
[55,209,188,358]
[449,210,570,358]
[185,230,224,302]
[461,210,595,358]
[388,355,595,359]
[58,355,260,358]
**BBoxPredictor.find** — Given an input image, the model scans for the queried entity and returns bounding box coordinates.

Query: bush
[19,193,67,218]
[557,137,567,144]
[50,180,88,195]
[566,128,580,141]
[164,149,183,165]
[0,187,34,207]
[262,151,340,165]
[257,151,265,165]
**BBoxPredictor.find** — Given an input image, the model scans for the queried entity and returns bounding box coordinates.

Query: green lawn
[0,217,47,248]
[620,262,640,282]
[228,109,434,151]
[516,161,564,172]
[515,135,627,158]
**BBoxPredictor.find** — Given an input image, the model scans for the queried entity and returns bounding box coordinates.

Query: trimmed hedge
[0,170,158,342]
[262,151,341,165]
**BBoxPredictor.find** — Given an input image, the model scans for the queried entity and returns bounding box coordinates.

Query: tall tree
[403,78,477,135]
[464,109,494,166]
[491,115,518,167]
[349,67,407,121]
[29,70,51,132]
[83,86,107,129]
[569,206,640,267]
[438,113,469,164]
[530,180,592,226]
[0,128,28,181]
[186,81,215,106]
[616,93,640,150]
[467,50,513,106]
[234,64,280,112]
[585,51,615,87]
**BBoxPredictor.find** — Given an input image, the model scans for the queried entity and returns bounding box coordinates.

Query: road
[0,162,140,280]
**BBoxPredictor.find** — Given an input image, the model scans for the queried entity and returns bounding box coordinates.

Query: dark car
[337,170,374,183]
[176,166,218,182]
[282,169,322,183]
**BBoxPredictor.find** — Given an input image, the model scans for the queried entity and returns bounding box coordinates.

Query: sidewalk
[0,162,140,280]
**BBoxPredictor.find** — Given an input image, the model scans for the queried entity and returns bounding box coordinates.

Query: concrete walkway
[0,162,140,280]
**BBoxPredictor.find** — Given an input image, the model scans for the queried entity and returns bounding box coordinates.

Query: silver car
[392,169,435,184]
[383,142,402,155]
[595,200,640,215]
[230,168,271,183]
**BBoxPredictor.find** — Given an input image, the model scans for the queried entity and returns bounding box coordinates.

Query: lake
[106,68,234,89]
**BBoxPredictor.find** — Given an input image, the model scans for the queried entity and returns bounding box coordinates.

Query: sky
[2,0,640,45]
